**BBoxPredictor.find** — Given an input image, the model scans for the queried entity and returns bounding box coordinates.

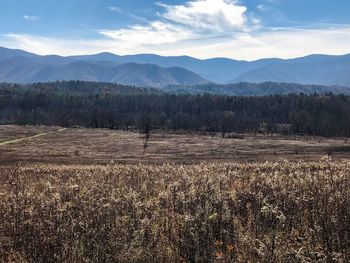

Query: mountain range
[0,49,207,87]
[0,46,350,88]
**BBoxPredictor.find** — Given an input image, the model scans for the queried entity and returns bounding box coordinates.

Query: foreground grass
[1,159,349,262]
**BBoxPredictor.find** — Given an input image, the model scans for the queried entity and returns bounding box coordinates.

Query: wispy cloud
[100,21,194,45]
[23,15,40,22]
[0,33,119,56]
[108,6,122,13]
[2,25,350,60]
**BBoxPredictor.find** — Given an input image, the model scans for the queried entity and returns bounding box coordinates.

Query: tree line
[1,82,350,137]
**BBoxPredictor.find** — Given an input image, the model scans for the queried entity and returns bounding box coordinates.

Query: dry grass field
[1,160,349,262]
[1,125,349,262]
[0,126,59,144]
[0,125,349,165]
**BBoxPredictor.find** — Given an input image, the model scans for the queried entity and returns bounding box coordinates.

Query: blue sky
[0,0,350,60]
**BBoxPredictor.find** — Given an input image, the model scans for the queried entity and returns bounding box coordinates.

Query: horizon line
[1,45,350,62]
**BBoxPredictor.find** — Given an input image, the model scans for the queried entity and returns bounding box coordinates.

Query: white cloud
[158,0,247,32]
[182,26,350,60]
[2,26,350,61]
[95,0,254,55]
[0,34,117,55]
[23,15,40,22]
[99,0,250,47]
[100,21,194,45]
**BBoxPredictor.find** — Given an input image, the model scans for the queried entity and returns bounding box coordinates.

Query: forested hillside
[0,81,159,95]
[2,81,349,96]
[166,82,350,96]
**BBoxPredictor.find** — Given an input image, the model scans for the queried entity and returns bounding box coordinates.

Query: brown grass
[0,125,58,143]
[1,159,349,262]
[1,126,349,262]
[0,126,349,165]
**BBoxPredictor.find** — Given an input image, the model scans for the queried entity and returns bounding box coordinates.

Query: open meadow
[0,125,350,165]
[0,125,349,262]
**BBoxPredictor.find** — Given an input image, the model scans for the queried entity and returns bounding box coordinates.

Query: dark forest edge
[1,81,350,137]
[1,80,350,96]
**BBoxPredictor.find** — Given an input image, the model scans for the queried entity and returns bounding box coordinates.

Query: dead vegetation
[0,159,349,262]
[0,126,350,165]
[0,125,58,143]
[1,126,349,262]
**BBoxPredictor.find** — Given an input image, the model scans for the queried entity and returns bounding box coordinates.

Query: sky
[0,0,349,60]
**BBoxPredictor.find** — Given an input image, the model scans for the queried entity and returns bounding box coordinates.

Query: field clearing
[0,125,349,165]
[1,125,350,262]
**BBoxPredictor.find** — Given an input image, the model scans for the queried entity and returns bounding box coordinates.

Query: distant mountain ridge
[233,54,350,86]
[0,47,208,87]
[0,46,350,87]
[70,52,282,83]
[70,52,350,87]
